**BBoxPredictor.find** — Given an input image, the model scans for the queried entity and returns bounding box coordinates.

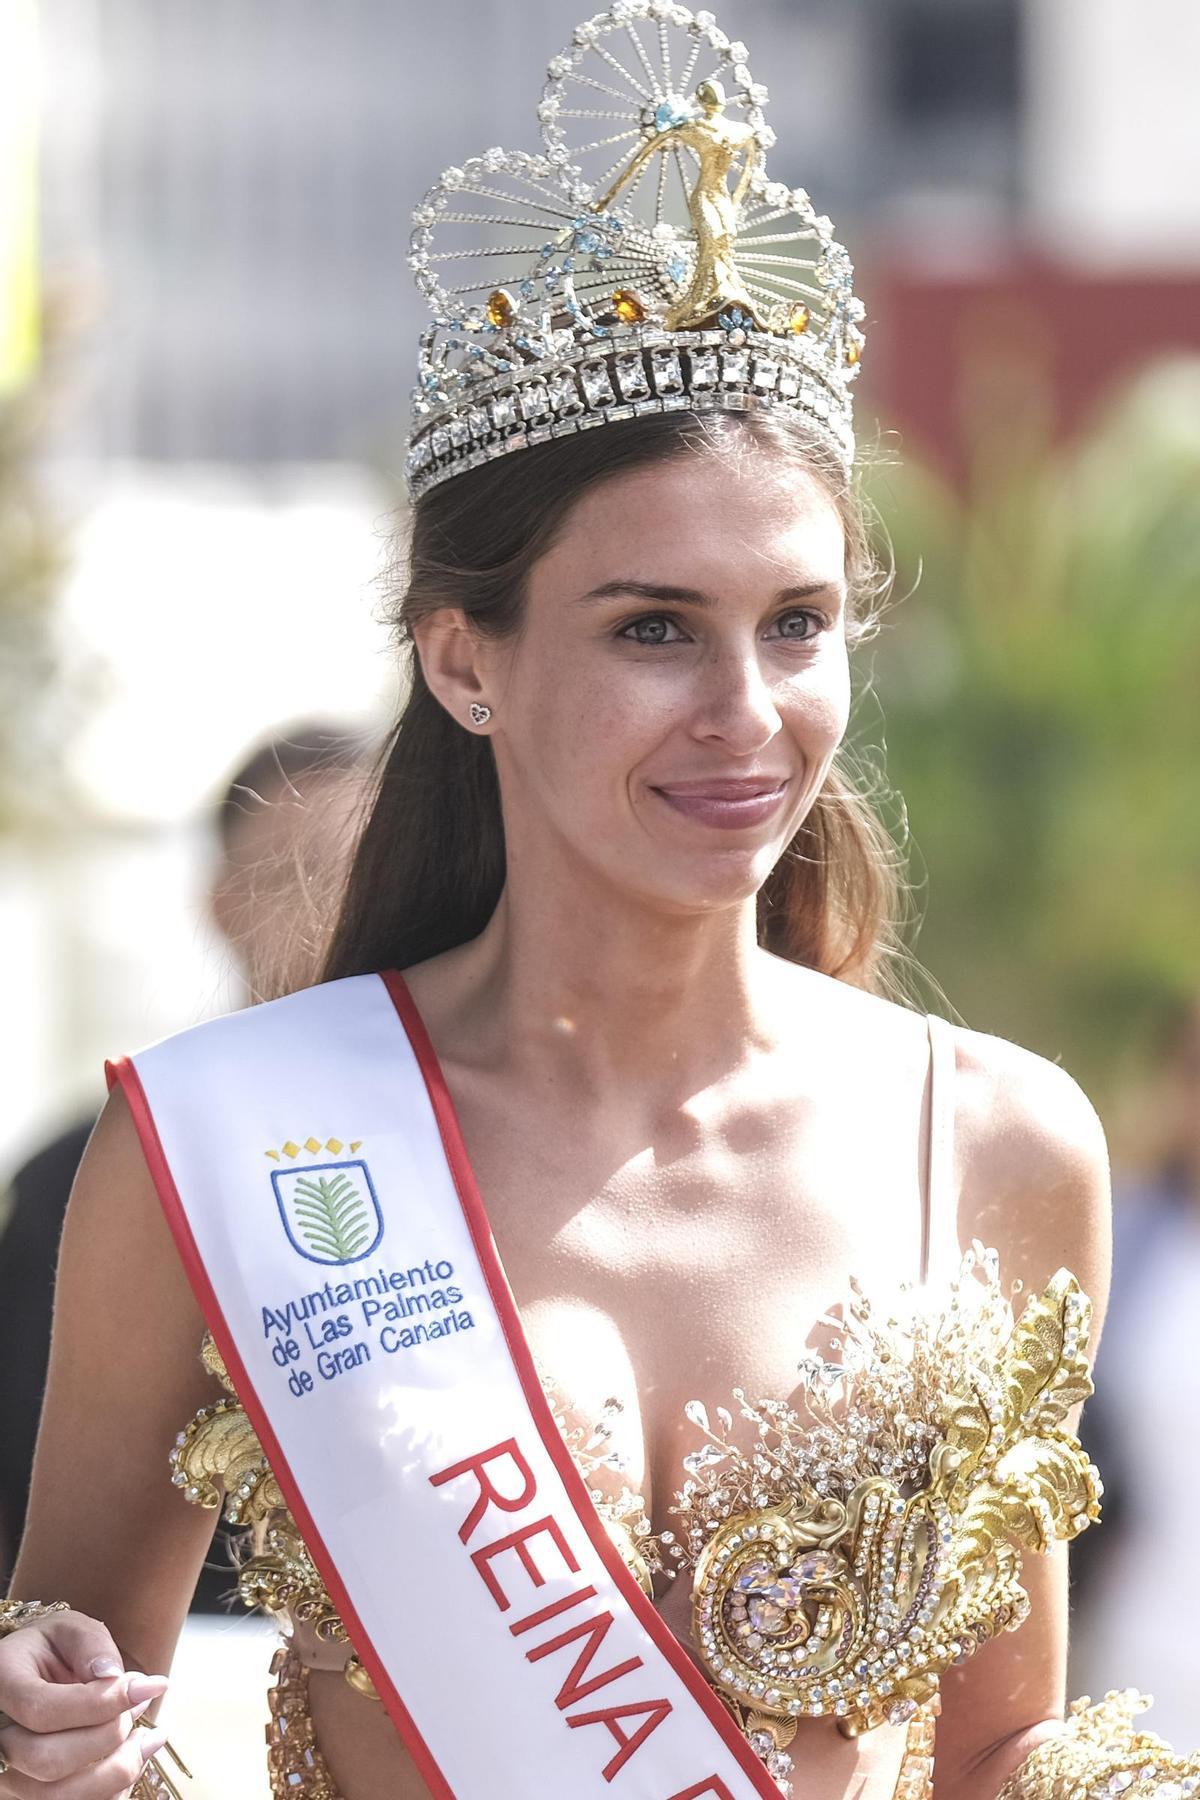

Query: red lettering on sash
[566,1697,674,1781]
[510,1585,599,1637]
[471,1515,581,1610]
[526,1608,644,1709]
[429,1438,537,1544]
[664,1782,737,1800]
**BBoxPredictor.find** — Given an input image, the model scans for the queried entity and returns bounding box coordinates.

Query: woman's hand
[0,1612,169,1800]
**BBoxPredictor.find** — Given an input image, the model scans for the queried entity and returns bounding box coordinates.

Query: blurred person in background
[208,723,373,1003]
[1070,995,1200,1742]
[0,722,371,1590]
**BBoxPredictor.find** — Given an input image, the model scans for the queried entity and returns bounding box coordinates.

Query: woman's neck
[413,877,792,1102]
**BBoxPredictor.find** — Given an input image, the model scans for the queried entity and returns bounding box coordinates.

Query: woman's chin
[625,847,783,918]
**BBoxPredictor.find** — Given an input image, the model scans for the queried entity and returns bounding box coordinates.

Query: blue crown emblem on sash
[270,1157,384,1266]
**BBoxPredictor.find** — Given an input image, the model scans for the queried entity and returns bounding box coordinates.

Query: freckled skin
[478,453,852,923]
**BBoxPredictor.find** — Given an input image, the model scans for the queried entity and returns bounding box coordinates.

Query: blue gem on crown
[649,95,698,132]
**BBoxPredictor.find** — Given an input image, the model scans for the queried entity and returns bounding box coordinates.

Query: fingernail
[140,1730,169,1763]
[130,1699,153,1721]
[89,1656,123,1679]
[126,1674,170,1707]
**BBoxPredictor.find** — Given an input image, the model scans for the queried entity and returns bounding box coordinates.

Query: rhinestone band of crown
[406,320,854,499]
[403,2,866,500]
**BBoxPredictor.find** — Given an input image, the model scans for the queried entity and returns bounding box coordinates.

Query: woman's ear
[412,608,495,732]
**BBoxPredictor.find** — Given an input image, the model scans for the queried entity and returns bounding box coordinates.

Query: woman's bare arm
[932,1029,1113,1800]
[10,1086,223,1677]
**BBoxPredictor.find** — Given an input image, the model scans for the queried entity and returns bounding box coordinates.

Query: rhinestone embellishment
[667,1256,1102,1741]
[403,3,866,499]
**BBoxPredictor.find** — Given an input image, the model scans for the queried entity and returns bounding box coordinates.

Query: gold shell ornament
[169,1394,280,1525]
[672,1255,1102,1744]
[175,1336,358,1680]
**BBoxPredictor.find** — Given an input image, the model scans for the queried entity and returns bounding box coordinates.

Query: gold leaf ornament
[998,1272,1095,1436]
[168,1393,280,1521]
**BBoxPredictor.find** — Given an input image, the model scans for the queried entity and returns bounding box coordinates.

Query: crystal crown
[405,2,867,499]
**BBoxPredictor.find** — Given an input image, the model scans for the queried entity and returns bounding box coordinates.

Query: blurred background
[1,0,1197,1791]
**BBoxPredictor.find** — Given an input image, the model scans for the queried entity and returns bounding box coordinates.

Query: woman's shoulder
[65,1076,207,1345]
[790,965,1112,1312]
[801,966,1109,1192]
[947,1016,1113,1323]
[948,1016,1110,1199]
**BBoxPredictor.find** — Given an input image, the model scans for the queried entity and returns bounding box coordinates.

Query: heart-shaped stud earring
[469,702,492,726]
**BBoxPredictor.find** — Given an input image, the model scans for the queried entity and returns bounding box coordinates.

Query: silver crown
[405,3,867,500]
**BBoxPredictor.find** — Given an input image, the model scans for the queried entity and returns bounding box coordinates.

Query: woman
[0,8,1188,1800]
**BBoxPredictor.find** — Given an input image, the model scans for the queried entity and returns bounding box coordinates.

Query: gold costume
[165,1244,1198,1800]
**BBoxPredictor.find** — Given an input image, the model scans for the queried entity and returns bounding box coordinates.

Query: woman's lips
[650,777,791,830]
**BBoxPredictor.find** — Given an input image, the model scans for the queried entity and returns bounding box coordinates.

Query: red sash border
[105,1053,457,1800]
[380,970,781,1798]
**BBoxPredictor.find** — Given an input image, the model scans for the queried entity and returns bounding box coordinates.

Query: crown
[404,3,867,500]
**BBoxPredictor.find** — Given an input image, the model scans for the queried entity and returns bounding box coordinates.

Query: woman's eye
[618,614,686,645]
[769,609,823,642]
[616,609,824,646]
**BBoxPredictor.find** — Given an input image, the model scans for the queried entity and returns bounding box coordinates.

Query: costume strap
[921,1013,958,1287]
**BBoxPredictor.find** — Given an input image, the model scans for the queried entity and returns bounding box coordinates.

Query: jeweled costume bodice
[165,1006,1104,1797]
[170,1239,1102,1800]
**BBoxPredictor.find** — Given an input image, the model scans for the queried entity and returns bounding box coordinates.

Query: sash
[109,971,783,1800]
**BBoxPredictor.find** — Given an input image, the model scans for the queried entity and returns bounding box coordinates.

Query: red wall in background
[857,253,1200,482]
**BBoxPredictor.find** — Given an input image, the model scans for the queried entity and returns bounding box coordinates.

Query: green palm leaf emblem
[289,1170,374,1262]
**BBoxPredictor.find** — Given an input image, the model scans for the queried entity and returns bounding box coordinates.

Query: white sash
[110,972,782,1800]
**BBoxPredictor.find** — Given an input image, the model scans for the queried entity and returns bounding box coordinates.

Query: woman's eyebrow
[575,578,842,606]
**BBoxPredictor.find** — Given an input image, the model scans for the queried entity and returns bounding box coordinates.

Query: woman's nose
[691,645,782,753]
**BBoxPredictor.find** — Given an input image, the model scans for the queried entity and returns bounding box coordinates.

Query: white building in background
[1024,0,1200,269]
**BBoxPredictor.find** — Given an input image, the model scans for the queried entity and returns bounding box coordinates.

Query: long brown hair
[323,407,918,997]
